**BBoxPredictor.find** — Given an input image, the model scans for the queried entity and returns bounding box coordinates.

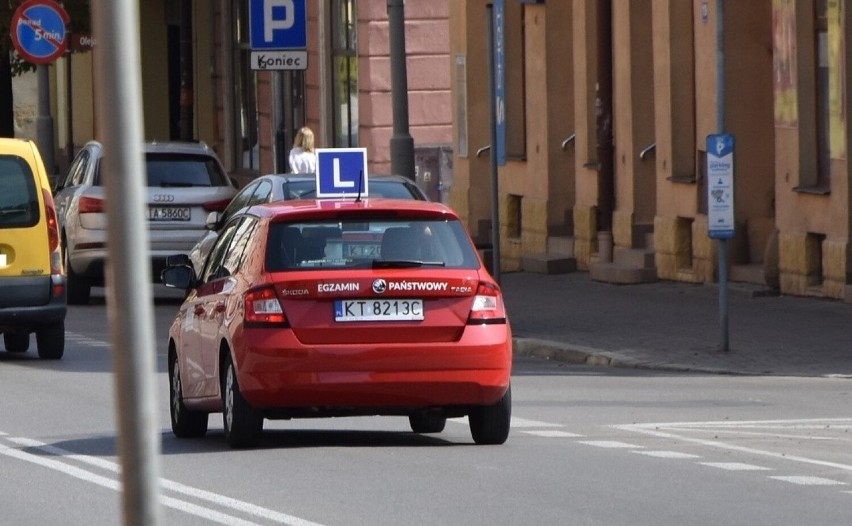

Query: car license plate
[334,299,424,322]
[148,206,191,221]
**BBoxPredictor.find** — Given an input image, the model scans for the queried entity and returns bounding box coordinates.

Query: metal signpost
[90,0,162,523]
[249,0,308,71]
[707,133,735,353]
[316,148,369,198]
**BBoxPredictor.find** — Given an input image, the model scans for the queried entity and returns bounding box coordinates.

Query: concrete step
[613,246,654,268]
[729,263,766,286]
[547,235,575,256]
[521,254,577,274]
[589,261,658,284]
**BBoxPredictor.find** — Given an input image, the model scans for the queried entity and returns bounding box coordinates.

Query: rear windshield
[95,153,228,187]
[0,156,39,228]
[145,154,228,187]
[266,218,480,271]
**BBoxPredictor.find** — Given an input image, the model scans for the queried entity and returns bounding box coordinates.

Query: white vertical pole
[90,0,162,524]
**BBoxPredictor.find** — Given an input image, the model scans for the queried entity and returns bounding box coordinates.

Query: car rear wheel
[3,332,30,353]
[468,385,511,445]
[36,322,64,360]
[409,411,447,434]
[222,354,263,448]
[64,239,91,305]
[170,355,208,438]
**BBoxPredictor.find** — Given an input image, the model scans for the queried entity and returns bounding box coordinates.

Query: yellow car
[0,138,66,359]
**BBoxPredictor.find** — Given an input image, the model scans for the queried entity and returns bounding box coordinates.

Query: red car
[162,198,512,448]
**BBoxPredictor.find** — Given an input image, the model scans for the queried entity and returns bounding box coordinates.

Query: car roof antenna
[356,170,363,202]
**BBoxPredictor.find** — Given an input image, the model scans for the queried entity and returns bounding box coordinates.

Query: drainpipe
[595,0,614,235]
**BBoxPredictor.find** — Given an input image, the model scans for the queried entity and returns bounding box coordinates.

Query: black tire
[221,354,263,448]
[35,322,64,360]
[64,239,91,305]
[409,412,447,434]
[4,332,30,353]
[469,385,511,445]
[169,353,209,438]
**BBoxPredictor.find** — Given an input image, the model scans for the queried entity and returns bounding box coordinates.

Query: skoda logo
[372,279,387,294]
[153,194,174,203]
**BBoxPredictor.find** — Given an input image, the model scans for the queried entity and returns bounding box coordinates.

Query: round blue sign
[11,0,70,65]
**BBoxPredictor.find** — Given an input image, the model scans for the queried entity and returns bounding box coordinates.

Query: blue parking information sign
[706,134,735,240]
[249,0,307,50]
[316,148,369,198]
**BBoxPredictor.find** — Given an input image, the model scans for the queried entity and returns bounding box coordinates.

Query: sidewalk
[500,271,852,377]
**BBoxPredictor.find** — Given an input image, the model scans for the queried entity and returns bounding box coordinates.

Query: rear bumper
[234,324,512,410]
[0,298,66,332]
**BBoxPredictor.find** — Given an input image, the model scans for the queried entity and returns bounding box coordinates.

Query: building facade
[450,0,852,301]
[16,0,852,301]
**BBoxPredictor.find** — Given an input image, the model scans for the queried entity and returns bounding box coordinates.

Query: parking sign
[706,134,735,240]
[316,148,369,198]
[249,0,307,50]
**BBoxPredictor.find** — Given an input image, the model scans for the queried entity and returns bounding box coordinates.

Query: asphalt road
[1,287,851,525]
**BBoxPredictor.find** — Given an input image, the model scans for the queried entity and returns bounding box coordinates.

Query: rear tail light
[467,281,507,325]
[244,286,288,326]
[42,189,63,278]
[79,195,105,214]
[203,199,232,212]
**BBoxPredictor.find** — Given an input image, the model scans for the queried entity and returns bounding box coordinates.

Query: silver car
[54,140,239,304]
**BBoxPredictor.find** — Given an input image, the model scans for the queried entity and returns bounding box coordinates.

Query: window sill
[793,185,830,196]
[666,175,696,184]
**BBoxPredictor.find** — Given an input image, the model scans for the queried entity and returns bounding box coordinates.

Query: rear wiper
[0,208,28,216]
[372,260,446,268]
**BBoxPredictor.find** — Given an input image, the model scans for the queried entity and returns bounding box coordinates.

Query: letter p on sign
[264,0,294,42]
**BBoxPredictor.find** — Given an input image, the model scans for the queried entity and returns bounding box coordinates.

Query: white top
[289,147,316,174]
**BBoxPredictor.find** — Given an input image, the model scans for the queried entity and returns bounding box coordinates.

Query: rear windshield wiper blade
[372,259,446,268]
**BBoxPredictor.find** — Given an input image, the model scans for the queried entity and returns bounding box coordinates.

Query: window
[331,0,358,147]
[201,216,257,282]
[0,157,38,228]
[265,219,480,271]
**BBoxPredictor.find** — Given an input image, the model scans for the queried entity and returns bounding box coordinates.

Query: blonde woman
[288,126,316,174]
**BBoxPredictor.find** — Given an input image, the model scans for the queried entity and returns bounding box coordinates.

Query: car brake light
[467,281,507,325]
[42,189,62,276]
[203,199,232,212]
[79,195,105,214]
[244,286,288,326]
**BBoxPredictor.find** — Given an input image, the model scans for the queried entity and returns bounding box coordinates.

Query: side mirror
[205,210,221,231]
[161,265,195,290]
[165,253,192,267]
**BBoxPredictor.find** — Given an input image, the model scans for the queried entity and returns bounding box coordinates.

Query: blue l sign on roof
[249,0,307,50]
[316,148,369,198]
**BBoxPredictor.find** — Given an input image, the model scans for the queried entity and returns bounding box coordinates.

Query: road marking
[448,416,564,429]
[523,430,583,438]
[700,462,772,471]
[615,419,852,473]
[634,451,701,459]
[769,476,847,486]
[1,436,325,526]
[579,440,642,449]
